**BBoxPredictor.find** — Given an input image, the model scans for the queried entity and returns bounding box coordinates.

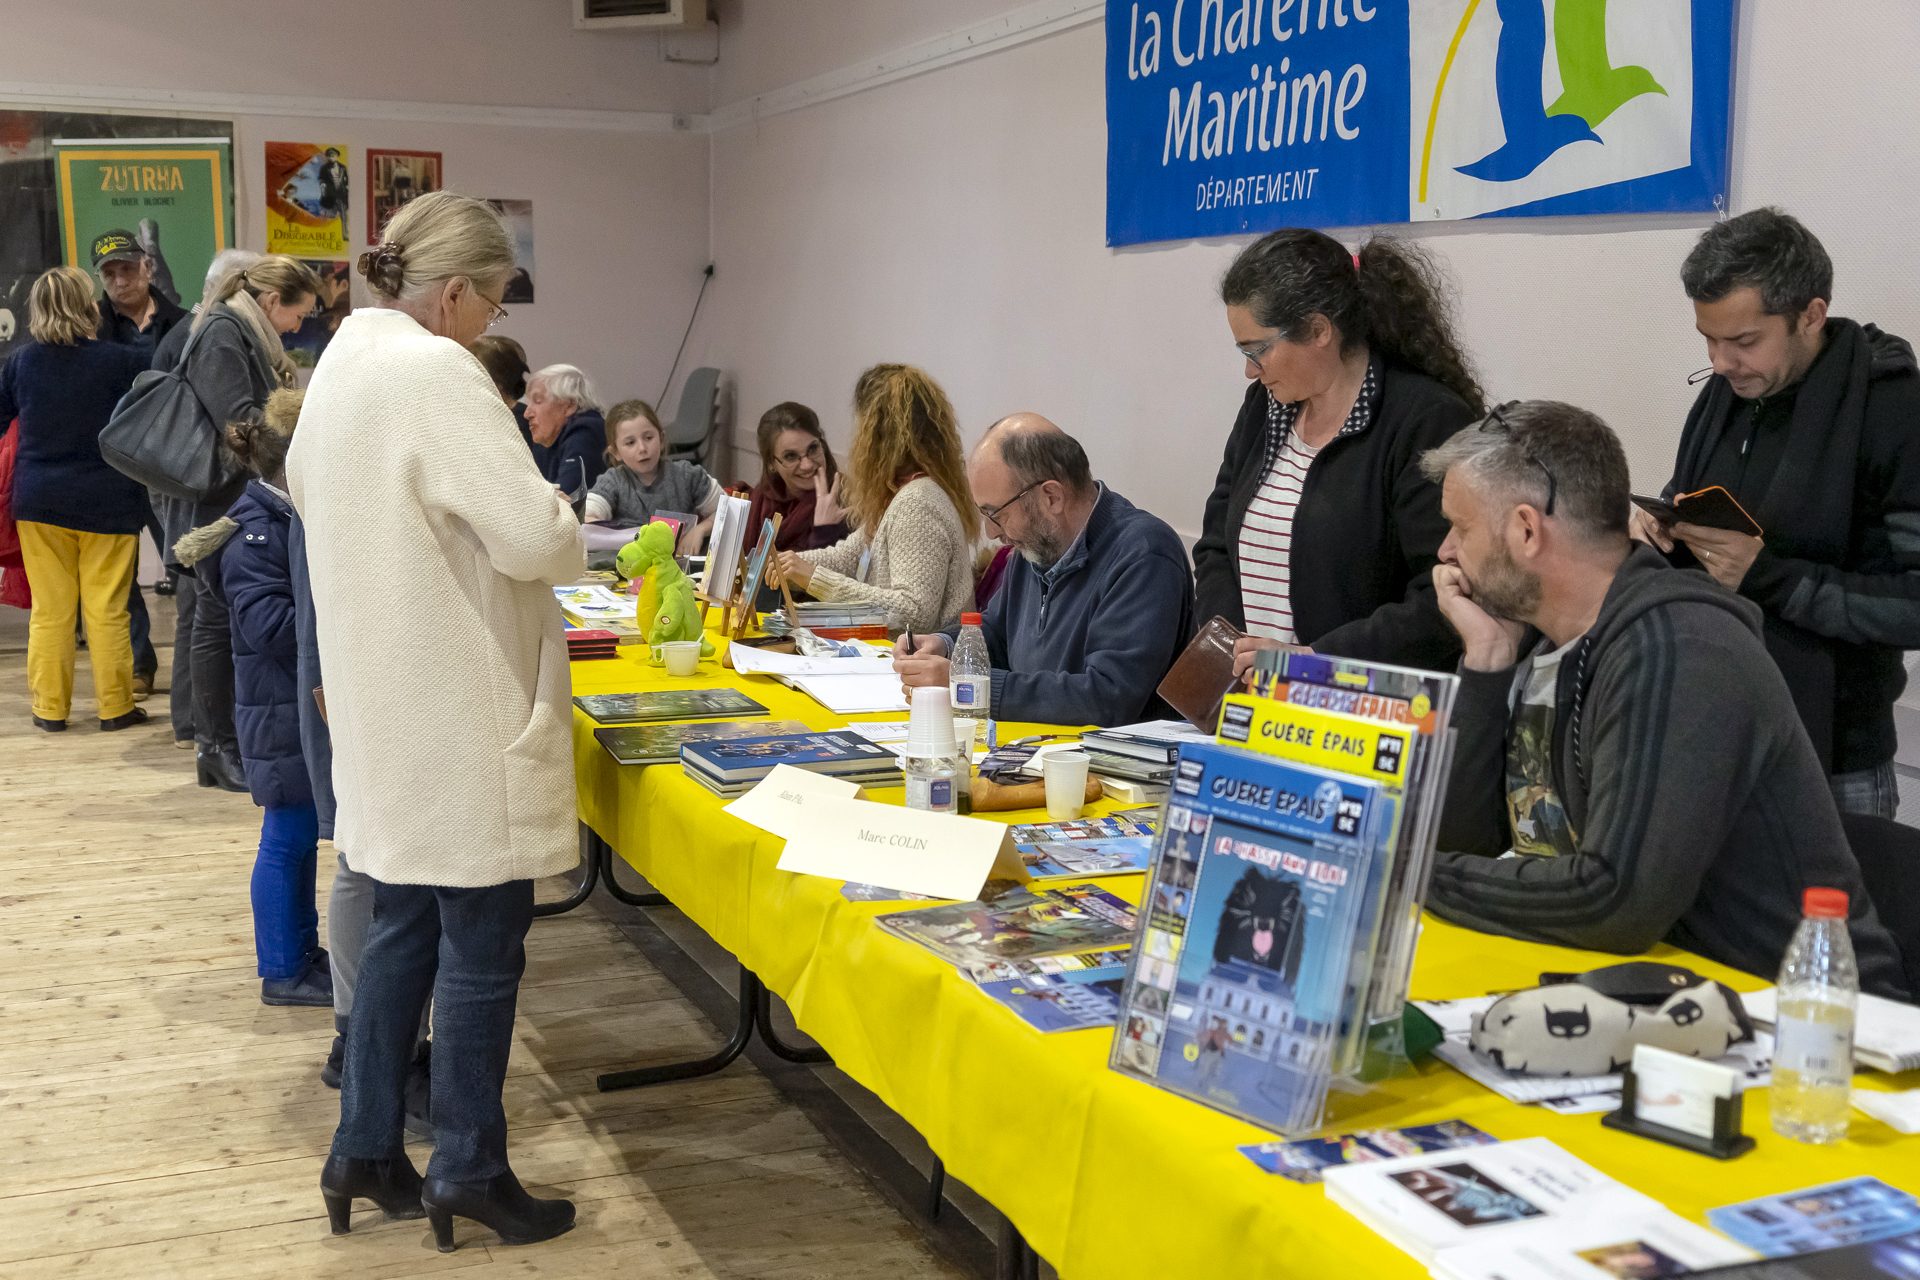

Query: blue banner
[1105,0,1734,247]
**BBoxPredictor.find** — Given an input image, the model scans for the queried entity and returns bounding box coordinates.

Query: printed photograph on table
[264,141,348,257]
[874,884,1138,968]
[1240,1118,1498,1182]
[367,149,441,241]
[1574,1239,1689,1279]
[487,198,534,302]
[1018,835,1156,880]
[282,259,350,374]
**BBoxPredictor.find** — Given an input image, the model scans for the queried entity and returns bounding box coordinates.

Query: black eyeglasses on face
[1477,400,1556,516]
[778,440,825,468]
[980,481,1043,531]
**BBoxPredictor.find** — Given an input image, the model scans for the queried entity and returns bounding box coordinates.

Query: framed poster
[367,149,441,242]
[52,136,234,312]
[265,142,348,257]
[487,198,534,302]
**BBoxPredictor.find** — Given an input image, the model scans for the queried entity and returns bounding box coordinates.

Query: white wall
[700,0,1920,543]
[0,1,714,420]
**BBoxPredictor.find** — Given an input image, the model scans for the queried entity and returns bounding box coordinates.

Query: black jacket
[1193,363,1474,671]
[152,307,277,568]
[1664,318,1920,774]
[1428,545,1910,1000]
[96,286,188,360]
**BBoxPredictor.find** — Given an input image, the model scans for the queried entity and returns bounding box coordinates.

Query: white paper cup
[952,717,978,762]
[662,641,700,676]
[1041,751,1091,820]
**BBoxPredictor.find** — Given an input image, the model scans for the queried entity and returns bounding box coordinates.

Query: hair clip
[356,244,405,296]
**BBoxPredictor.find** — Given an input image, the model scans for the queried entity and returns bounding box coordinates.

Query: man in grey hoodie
[1419,399,1909,999]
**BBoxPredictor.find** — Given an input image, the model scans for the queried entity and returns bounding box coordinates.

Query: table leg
[531,823,602,918]
[754,980,833,1065]
[593,831,670,907]
[927,1154,946,1221]
[597,963,759,1091]
[996,1214,1041,1280]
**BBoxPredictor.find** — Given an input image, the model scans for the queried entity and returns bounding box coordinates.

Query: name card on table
[776,795,1030,902]
[722,765,862,840]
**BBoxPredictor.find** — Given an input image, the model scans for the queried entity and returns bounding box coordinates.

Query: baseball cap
[90,230,145,268]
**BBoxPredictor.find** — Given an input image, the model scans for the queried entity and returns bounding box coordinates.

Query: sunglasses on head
[1477,401,1556,516]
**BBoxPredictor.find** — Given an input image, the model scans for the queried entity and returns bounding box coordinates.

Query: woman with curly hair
[1196,229,1486,675]
[767,364,980,635]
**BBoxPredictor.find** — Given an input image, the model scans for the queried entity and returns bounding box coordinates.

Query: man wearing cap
[92,229,187,361]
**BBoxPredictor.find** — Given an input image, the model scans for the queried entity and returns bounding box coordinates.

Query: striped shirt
[1236,358,1381,643]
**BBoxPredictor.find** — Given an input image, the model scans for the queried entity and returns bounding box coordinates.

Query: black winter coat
[1192,363,1476,671]
[202,481,312,809]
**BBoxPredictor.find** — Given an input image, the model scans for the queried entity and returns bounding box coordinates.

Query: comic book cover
[594,719,812,766]
[976,970,1125,1033]
[1109,740,1385,1135]
[1239,1119,1498,1182]
[874,884,1137,968]
[1003,813,1160,846]
[962,950,1130,984]
[1016,835,1155,880]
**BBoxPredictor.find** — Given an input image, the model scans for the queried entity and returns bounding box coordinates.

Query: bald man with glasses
[894,414,1195,728]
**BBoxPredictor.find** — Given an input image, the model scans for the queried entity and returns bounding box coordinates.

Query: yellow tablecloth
[569,640,1916,1279]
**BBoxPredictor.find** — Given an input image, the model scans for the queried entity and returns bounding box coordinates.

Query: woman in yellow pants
[0,267,154,731]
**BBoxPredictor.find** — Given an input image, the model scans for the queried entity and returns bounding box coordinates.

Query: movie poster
[283,259,351,381]
[51,135,234,319]
[487,198,534,302]
[367,149,441,242]
[265,142,348,257]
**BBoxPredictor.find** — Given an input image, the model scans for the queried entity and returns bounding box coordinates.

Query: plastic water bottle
[904,687,959,815]
[950,612,995,750]
[1770,887,1858,1144]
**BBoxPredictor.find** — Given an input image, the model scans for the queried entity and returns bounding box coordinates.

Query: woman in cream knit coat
[769,364,980,634]
[287,193,583,1251]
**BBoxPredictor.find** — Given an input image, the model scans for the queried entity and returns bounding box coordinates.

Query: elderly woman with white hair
[288,191,582,1251]
[523,362,606,493]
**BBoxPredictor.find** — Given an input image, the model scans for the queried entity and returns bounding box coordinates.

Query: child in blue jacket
[175,389,331,1006]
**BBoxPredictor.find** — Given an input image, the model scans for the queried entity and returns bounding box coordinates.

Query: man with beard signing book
[1417,399,1909,1000]
[1631,209,1920,819]
[893,415,1194,727]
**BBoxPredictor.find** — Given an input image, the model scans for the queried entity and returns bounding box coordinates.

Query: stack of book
[1081,720,1212,800]
[565,627,621,661]
[680,729,902,797]
[773,601,890,642]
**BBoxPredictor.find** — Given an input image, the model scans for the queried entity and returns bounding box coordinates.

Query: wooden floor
[0,617,965,1279]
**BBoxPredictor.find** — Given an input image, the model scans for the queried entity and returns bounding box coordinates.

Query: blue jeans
[252,803,320,979]
[127,581,157,677]
[331,877,533,1181]
[1830,761,1899,821]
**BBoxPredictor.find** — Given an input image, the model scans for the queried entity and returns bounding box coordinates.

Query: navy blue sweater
[946,487,1195,727]
[0,339,151,535]
[206,481,312,809]
[535,408,607,492]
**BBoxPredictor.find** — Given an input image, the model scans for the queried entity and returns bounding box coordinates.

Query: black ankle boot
[320,1152,426,1235]
[421,1169,575,1253]
[196,741,248,791]
[320,1035,344,1089]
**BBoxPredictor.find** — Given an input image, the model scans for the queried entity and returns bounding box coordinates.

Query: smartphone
[1630,486,1761,537]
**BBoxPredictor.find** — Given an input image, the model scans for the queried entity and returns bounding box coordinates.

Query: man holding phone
[1631,209,1920,816]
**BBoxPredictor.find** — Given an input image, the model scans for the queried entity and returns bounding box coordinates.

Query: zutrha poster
[0,110,234,366]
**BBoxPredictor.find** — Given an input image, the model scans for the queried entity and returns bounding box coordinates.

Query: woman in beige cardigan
[769,364,980,634]
[287,193,583,1252]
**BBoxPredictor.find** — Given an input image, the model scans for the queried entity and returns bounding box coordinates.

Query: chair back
[1839,811,1920,997]
[664,367,721,460]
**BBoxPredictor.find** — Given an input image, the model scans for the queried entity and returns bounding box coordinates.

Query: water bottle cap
[1803,887,1849,919]
[961,612,982,626]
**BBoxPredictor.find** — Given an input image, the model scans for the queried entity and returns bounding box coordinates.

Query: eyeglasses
[478,293,509,329]
[778,440,825,468]
[1477,401,1557,516]
[1235,334,1281,365]
[979,481,1043,532]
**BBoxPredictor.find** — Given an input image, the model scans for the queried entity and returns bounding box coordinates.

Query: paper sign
[722,765,861,840]
[1632,1044,1740,1140]
[777,794,1029,901]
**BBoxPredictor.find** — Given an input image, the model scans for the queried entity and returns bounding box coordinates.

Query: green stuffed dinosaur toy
[615,521,715,663]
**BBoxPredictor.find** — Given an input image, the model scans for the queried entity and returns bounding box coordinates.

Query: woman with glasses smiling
[745,401,851,556]
[1195,228,1486,677]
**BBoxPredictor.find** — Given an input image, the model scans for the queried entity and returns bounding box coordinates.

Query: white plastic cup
[952,716,978,763]
[907,686,956,757]
[1041,751,1091,820]
[662,641,700,676]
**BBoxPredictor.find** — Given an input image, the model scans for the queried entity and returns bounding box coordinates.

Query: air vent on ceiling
[574,0,709,30]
